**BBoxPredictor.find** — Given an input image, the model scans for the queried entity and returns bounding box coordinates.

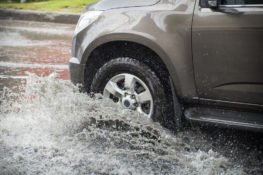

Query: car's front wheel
[90,57,169,123]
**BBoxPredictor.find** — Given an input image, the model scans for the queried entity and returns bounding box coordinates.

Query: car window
[221,0,263,5]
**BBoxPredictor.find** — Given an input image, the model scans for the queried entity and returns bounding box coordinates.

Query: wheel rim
[103,73,154,118]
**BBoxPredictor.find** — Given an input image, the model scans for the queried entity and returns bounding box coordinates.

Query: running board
[184,107,263,131]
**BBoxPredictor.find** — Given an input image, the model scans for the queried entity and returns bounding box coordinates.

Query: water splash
[0,73,243,175]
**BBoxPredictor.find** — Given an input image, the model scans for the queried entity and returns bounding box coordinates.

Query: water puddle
[0,31,51,47]
[0,74,243,175]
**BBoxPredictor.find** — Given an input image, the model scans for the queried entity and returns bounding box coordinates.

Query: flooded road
[0,19,262,175]
[0,19,73,90]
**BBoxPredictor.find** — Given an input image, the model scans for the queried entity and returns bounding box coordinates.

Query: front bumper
[69,57,85,85]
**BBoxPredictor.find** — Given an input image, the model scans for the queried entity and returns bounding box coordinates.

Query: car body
[69,0,263,131]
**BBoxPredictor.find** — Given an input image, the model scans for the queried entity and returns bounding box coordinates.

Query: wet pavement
[0,19,74,90]
[0,19,263,175]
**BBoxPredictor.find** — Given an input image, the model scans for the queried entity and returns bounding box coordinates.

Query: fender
[80,32,185,98]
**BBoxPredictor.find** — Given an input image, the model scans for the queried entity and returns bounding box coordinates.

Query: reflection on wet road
[0,19,74,91]
[0,19,262,175]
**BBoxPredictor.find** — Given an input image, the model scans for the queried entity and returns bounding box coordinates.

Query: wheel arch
[81,33,182,98]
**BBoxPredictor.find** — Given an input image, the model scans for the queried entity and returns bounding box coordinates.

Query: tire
[90,57,172,127]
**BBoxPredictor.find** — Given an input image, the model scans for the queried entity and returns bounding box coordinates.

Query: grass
[0,0,97,13]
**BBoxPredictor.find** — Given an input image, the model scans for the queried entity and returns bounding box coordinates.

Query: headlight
[74,11,103,34]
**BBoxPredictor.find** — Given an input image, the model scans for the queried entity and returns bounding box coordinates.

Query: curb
[0,9,81,24]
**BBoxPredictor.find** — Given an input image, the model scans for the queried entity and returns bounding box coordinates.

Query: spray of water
[0,73,244,175]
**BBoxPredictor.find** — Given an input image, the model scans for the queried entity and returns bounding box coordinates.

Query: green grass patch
[0,0,97,13]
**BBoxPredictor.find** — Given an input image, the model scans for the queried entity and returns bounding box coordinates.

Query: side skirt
[184,106,263,132]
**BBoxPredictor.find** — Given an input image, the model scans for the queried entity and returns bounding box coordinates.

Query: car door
[192,0,263,106]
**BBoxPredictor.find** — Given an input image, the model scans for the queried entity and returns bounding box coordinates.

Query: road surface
[0,19,73,91]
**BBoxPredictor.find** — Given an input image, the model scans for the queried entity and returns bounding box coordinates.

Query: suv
[69,0,263,131]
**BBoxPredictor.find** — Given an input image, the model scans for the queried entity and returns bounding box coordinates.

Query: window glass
[221,0,263,5]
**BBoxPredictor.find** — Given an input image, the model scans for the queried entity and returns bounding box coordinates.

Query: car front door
[192,0,263,106]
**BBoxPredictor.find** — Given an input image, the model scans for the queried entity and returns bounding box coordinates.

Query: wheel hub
[121,93,137,110]
[103,73,153,118]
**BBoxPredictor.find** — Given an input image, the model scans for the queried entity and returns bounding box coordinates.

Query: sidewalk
[0,8,80,24]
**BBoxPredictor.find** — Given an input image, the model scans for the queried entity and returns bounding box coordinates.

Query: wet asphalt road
[0,19,263,174]
[0,19,74,90]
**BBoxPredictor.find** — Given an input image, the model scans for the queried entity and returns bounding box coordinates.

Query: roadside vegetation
[0,0,97,13]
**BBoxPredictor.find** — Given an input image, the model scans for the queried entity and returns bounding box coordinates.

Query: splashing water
[0,74,243,175]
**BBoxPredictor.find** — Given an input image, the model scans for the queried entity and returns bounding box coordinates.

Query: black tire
[90,57,174,128]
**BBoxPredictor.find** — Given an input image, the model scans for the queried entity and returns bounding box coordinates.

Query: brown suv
[69,0,263,131]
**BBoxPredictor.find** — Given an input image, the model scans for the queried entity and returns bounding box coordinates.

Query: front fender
[73,0,197,99]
